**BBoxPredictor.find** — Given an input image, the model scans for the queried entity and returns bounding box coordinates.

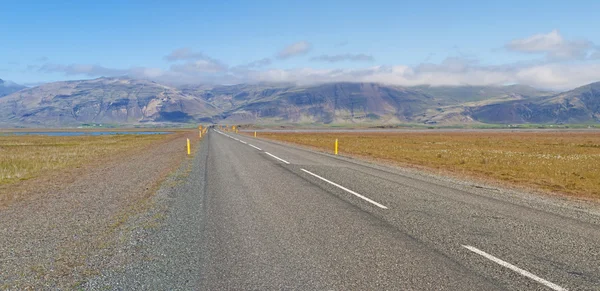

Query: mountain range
[0,77,599,127]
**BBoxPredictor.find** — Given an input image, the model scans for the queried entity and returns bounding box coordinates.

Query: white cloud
[310,54,374,63]
[507,30,564,52]
[170,59,228,74]
[335,41,349,47]
[506,30,595,60]
[514,63,600,89]
[233,58,272,69]
[164,48,213,62]
[39,63,128,76]
[34,34,600,91]
[228,58,600,90]
[36,57,600,90]
[277,41,311,59]
[130,67,164,78]
[162,48,228,76]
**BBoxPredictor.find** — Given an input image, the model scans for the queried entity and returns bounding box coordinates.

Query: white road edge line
[462,245,567,291]
[265,152,290,164]
[300,168,388,209]
[248,144,262,151]
[239,140,247,144]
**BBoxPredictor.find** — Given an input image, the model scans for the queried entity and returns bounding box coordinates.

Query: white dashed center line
[265,152,290,164]
[300,168,388,209]
[463,245,567,291]
[248,144,262,151]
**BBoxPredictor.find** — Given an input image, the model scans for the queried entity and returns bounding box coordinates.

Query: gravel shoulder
[85,133,209,290]
[0,131,195,289]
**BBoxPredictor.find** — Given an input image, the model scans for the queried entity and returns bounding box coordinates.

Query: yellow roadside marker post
[187,138,191,155]
[335,139,338,155]
[254,131,257,138]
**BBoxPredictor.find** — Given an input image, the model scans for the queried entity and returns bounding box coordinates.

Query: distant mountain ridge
[0,79,26,98]
[470,82,600,124]
[0,78,218,126]
[1,77,599,127]
[210,82,435,124]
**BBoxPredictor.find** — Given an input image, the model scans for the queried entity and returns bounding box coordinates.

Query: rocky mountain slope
[414,84,551,105]
[2,76,599,126]
[210,82,436,124]
[0,78,218,126]
[470,82,600,124]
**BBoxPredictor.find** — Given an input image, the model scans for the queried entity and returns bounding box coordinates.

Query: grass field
[253,131,600,199]
[0,133,173,187]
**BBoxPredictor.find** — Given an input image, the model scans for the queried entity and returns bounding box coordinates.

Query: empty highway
[91,129,600,290]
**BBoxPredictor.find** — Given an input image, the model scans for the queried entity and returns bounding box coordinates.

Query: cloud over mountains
[506,30,597,60]
[30,31,600,90]
[310,54,374,63]
[277,41,312,59]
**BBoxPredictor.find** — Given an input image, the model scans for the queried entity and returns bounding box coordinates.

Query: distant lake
[3,131,171,136]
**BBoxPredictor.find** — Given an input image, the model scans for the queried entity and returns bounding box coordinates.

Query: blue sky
[2,0,600,89]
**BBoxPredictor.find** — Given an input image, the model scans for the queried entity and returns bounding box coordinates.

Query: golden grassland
[254,131,600,199]
[0,128,189,133]
[0,133,173,186]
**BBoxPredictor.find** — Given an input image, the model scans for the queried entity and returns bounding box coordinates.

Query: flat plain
[0,132,176,207]
[0,134,169,185]
[252,130,600,199]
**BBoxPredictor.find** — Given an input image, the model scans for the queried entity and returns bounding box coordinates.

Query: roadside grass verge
[253,131,600,199]
[0,134,171,187]
[0,131,196,288]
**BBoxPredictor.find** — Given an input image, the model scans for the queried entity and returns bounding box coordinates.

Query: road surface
[91,129,600,290]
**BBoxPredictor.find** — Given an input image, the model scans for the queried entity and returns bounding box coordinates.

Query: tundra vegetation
[0,133,171,189]
[254,131,600,199]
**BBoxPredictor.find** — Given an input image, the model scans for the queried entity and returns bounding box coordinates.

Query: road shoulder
[85,134,209,289]
[0,132,195,289]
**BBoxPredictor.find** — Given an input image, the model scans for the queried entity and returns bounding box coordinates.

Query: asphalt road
[92,129,600,290]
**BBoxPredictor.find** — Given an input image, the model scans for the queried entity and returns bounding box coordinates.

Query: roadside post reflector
[335,139,338,155]
[187,138,191,155]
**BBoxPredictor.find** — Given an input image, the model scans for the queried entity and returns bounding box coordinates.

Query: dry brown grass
[0,130,196,288]
[253,131,600,199]
[0,134,171,186]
